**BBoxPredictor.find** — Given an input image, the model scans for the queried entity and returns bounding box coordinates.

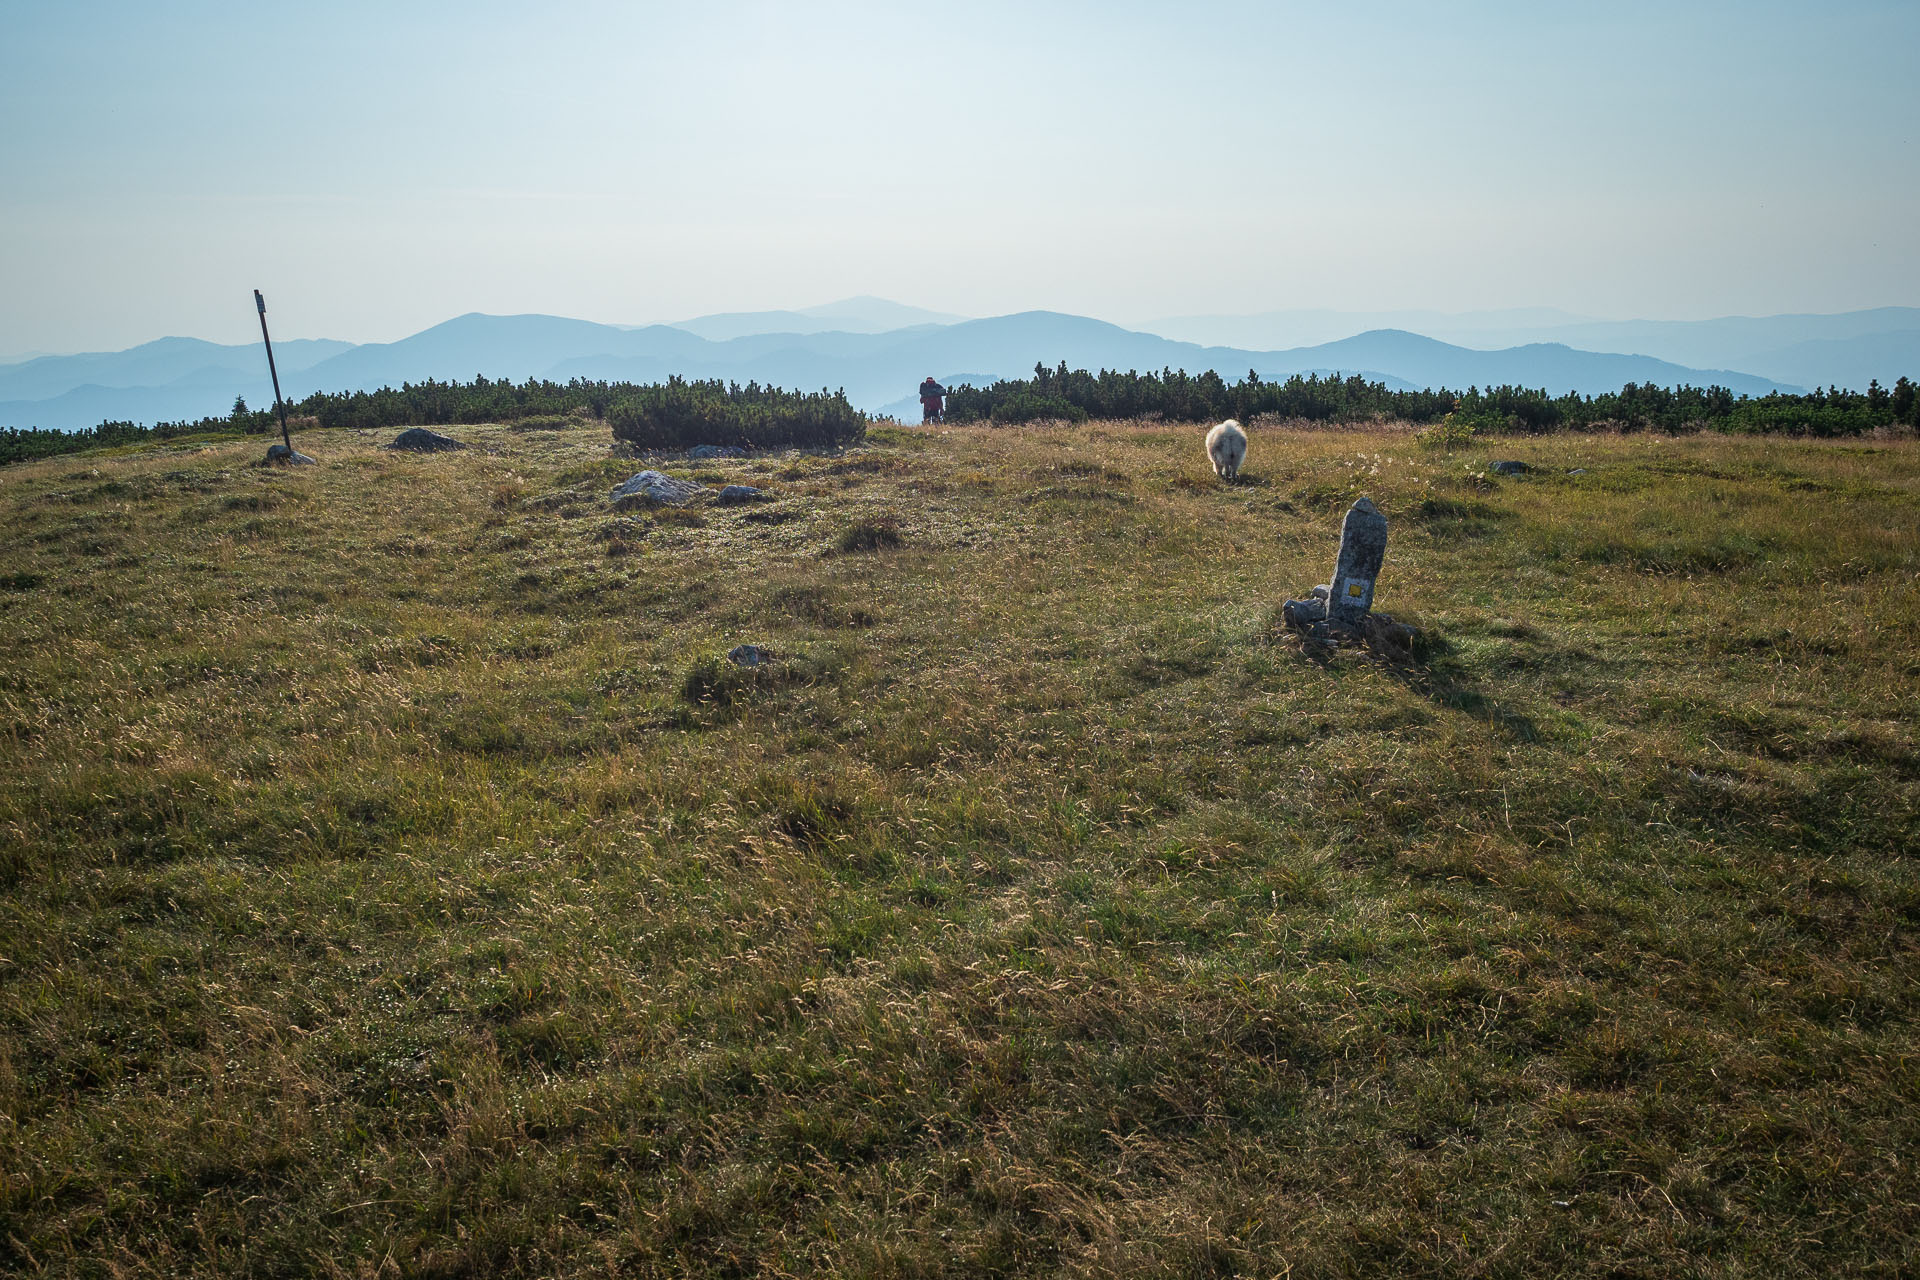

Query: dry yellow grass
[0,420,1916,1276]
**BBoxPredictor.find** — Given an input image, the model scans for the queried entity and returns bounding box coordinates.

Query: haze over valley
[6,298,1915,432]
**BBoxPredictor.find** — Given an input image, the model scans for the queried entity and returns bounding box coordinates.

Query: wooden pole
[255,289,292,451]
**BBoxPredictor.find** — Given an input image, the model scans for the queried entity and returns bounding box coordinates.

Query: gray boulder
[265,443,316,465]
[727,644,773,667]
[611,470,706,505]
[1489,459,1531,475]
[688,445,749,460]
[388,427,467,452]
[716,484,771,505]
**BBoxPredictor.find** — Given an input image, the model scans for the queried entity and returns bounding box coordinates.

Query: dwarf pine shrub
[607,377,867,451]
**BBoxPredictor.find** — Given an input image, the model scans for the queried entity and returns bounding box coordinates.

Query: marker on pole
[255,289,292,452]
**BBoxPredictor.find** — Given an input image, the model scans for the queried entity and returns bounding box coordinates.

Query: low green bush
[607,377,866,451]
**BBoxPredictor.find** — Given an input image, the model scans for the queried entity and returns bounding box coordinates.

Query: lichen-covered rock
[387,428,467,452]
[727,644,773,667]
[1489,459,1530,475]
[716,485,771,505]
[265,443,316,465]
[611,471,706,505]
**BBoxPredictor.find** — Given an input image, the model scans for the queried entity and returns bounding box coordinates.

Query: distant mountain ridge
[10,301,1896,432]
[1143,307,1598,351]
[0,336,352,405]
[667,296,967,341]
[1143,306,1920,389]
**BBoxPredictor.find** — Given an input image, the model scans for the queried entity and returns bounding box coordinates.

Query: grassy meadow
[1,418,1917,1277]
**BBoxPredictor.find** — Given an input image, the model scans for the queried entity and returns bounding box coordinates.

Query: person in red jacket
[918,376,946,424]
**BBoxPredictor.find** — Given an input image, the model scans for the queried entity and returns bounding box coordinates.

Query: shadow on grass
[1396,631,1540,740]
[1291,622,1540,741]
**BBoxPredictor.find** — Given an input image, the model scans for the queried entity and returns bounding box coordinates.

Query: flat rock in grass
[688,445,749,460]
[387,427,467,452]
[1489,459,1531,475]
[265,443,316,465]
[611,470,706,505]
[716,484,771,505]
[727,644,773,667]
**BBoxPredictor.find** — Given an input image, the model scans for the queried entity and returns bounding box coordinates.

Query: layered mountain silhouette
[0,336,354,432]
[11,298,1912,432]
[1144,306,1920,388]
[666,296,967,341]
[0,336,350,404]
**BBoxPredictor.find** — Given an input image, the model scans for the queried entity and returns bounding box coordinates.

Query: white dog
[1206,418,1247,481]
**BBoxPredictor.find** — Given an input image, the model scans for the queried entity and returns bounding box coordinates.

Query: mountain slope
[1299,331,1786,397]
[1143,307,1920,390]
[286,314,710,397]
[670,297,967,341]
[1703,328,1920,392]
[0,336,352,404]
[3,309,1807,429]
[1525,307,1920,374]
[1141,307,1596,351]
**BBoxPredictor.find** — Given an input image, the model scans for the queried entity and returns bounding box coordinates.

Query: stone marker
[265,443,316,465]
[1326,495,1388,627]
[387,427,467,452]
[611,470,706,505]
[1283,495,1391,639]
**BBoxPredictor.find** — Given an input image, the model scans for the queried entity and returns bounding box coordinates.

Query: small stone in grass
[716,484,771,505]
[727,644,773,667]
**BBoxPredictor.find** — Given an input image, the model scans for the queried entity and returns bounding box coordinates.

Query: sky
[2,0,1916,354]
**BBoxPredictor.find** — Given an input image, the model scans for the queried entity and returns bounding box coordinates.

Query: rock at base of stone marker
[727,643,773,667]
[387,427,467,452]
[611,470,707,505]
[1282,595,1328,630]
[1489,459,1530,475]
[716,484,770,505]
[1282,599,1420,658]
[265,443,316,466]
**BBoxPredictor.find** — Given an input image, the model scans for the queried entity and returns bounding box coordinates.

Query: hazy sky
[3,0,1916,353]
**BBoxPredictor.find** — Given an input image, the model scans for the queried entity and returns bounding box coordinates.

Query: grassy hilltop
[1,419,1917,1277]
